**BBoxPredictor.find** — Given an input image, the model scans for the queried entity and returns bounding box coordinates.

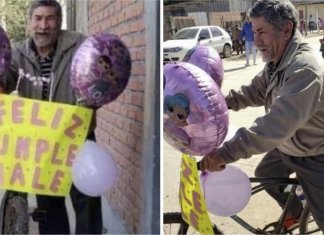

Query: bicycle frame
[163,161,315,234]
[195,162,301,233]
[163,176,305,234]
[229,177,299,234]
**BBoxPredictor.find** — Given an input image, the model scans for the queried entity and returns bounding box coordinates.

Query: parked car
[163,26,232,63]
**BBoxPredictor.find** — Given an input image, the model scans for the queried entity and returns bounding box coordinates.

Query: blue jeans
[245,40,257,65]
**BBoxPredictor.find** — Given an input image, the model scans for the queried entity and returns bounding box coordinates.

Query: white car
[163,26,232,63]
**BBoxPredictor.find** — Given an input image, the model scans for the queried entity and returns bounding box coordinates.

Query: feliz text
[0,95,92,196]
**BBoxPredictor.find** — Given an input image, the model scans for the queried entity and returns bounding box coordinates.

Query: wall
[209,12,242,28]
[163,0,253,39]
[295,3,324,20]
[188,12,208,26]
[85,0,158,234]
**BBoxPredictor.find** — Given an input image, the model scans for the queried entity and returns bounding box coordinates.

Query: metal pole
[305,0,308,36]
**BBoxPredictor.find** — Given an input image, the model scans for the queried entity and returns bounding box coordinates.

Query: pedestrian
[320,28,324,59]
[241,15,257,66]
[299,19,305,36]
[308,14,316,34]
[0,0,102,234]
[318,17,323,32]
[201,0,324,232]
[232,24,243,55]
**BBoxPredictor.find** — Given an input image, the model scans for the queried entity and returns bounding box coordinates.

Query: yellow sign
[179,154,213,234]
[0,94,93,196]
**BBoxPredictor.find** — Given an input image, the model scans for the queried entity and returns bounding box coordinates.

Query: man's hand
[200,151,227,172]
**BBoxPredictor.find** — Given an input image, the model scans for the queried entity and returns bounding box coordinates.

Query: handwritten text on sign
[179,154,213,235]
[0,94,93,196]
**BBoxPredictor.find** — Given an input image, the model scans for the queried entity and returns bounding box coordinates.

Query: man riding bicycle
[201,0,324,232]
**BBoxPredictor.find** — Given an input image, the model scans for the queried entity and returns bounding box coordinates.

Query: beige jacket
[1,30,85,104]
[219,31,324,163]
[0,30,97,137]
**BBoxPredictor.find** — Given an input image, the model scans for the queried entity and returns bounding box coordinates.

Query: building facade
[65,0,160,234]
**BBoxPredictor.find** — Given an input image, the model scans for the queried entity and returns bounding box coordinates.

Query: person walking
[232,24,243,55]
[201,0,324,232]
[318,17,323,33]
[299,19,306,36]
[0,0,102,234]
[308,14,316,34]
[241,15,257,66]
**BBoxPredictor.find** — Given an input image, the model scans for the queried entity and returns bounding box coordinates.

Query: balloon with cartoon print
[164,62,229,156]
[183,45,224,88]
[0,25,11,77]
[70,33,131,107]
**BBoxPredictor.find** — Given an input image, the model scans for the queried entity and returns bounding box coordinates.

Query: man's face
[251,16,292,64]
[28,6,60,49]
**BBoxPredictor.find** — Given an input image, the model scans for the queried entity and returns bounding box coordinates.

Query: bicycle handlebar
[196,161,299,185]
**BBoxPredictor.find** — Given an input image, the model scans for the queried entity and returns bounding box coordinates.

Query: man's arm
[0,46,20,94]
[202,68,322,171]
[226,69,267,110]
[240,27,245,40]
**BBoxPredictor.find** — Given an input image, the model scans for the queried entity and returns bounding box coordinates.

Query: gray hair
[249,0,298,33]
[28,0,62,26]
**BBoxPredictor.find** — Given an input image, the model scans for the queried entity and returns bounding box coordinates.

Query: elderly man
[201,0,324,232]
[0,0,102,234]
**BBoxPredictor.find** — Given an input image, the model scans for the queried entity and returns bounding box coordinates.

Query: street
[163,34,324,234]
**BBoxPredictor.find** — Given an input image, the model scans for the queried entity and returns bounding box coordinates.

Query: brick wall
[88,0,146,233]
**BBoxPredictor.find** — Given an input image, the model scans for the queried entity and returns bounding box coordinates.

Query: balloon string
[201,172,208,197]
[49,72,54,102]
[15,73,22,92]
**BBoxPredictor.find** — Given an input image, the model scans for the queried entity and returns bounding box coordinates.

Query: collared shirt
[31,40,56,100]
[266,61,280,79]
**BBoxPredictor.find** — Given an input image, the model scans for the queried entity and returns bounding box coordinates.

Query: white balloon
[72,141,118,197]
[200,165,251,216]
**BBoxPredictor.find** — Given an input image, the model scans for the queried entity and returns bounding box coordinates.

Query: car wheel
[223,44,232,58]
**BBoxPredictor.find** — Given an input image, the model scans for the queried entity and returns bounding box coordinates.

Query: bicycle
[0,190,46,234]
[163,162,320,234]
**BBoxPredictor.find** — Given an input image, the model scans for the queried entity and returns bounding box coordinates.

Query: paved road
[163,35,324,234]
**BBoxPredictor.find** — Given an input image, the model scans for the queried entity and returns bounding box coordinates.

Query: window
[173,28,199,39]
[198,28,210,40]
[210,27,222,37]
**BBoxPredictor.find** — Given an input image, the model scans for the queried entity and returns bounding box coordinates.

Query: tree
[0,0,32,42]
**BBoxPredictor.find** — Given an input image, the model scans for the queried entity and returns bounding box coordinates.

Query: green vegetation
[0,0,32,42]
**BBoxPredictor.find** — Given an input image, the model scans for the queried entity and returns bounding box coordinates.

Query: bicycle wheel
[3,196,29,234]
[163,212,189,234]
[299,203,321,234]
[163,212,223,234]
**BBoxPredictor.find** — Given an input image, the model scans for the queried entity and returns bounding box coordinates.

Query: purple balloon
[183,45,224,88]
[164,62,229,156]
[0,26,11,76]
[70,33,131,107]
